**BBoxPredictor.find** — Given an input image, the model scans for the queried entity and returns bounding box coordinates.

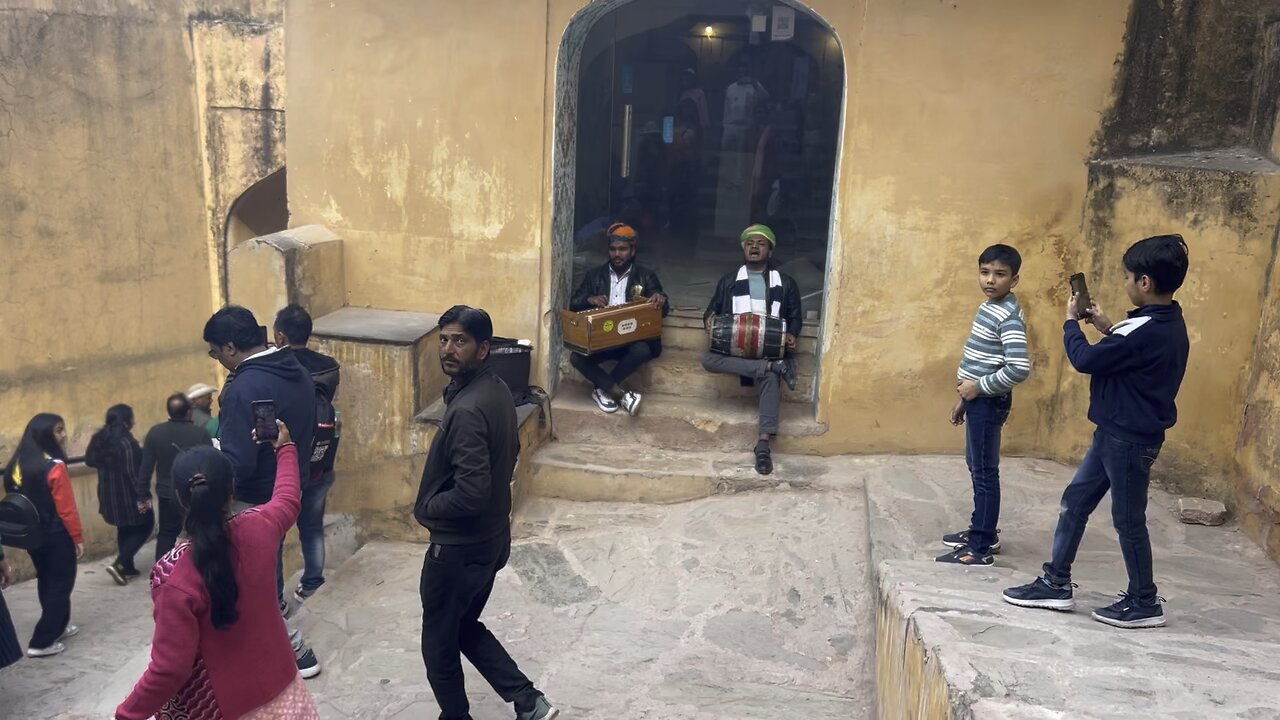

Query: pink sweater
[116,444,302,720]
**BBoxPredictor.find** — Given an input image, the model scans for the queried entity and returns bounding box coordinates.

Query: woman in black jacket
[85,404,153,585]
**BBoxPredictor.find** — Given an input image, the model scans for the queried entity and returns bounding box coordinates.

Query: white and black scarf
[731,266,783,317]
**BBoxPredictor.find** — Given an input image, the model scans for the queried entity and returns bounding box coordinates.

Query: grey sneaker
[592,389,620,413]
[1091,593,1166,629]
[516,695,560,720]
[60,624,80,640]
[620,390,642,416]
[26,641,65,658]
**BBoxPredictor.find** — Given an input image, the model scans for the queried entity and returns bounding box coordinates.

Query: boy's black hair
[274,303,314,345]
[978,244,1022,275]
[438,305,494,344]
[1123,234,1188,295]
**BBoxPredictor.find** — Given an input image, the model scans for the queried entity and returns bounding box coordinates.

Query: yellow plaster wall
[286,0,549,346]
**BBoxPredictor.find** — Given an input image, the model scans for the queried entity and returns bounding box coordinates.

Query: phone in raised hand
[251,400,279,442]
[1068,273,1093,319]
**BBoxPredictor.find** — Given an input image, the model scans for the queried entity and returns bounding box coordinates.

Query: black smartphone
[251,400,279,442]
[1068,273,1093,319]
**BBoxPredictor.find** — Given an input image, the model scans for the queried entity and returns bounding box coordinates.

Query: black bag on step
[488,337,534,406]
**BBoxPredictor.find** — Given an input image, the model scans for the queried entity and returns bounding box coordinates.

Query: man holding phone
[203,305,321,678]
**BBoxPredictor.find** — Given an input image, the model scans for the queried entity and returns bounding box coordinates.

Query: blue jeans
[964,394,1011,554]
[298,469,336,594]
[1043,429,1162,603]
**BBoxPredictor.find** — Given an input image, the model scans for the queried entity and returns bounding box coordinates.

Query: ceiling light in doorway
[704,24,715,37]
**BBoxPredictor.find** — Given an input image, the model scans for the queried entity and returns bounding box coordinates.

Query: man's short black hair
[1123,234,1189,295]
[167,393,191,420]
[438,305,493,344]
[274,304,314,345]
[203,306,266,351]
[978,244,1022,275]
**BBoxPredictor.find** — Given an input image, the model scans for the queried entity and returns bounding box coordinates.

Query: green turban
[740,224,776,248]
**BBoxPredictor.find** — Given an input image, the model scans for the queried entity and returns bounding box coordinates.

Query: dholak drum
[709,313,785,360]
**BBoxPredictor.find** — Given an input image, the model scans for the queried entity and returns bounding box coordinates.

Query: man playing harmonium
[568,222,670,415]
[701,224,802,475]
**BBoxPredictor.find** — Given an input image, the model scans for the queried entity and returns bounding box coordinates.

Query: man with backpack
[273,304,341,604]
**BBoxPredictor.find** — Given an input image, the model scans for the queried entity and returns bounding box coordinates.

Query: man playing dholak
[701,224,803,475]
[568,223,670,416]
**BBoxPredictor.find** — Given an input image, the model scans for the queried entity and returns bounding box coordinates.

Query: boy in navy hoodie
[1003,234,1189,629]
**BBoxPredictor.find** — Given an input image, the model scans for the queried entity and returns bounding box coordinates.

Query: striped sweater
[957,292,1031,396]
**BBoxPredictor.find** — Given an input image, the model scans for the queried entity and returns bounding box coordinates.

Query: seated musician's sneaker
[592,389,620,413]
[620,391,643,416]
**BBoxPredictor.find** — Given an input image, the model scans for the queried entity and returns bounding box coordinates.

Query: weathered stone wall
[0,0,282,572]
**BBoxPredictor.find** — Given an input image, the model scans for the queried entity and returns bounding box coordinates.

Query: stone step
[559,346,817,401]
[527,441,821,504]
[547,385,824,453]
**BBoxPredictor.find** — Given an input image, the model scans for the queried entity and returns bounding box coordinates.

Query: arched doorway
[549,0,845,395]
[220,167,288,301]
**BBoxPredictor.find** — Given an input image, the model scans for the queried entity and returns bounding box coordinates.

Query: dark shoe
[516,695,560,720]
[294,583,319,603]
[1002,576,1076,611]
[105,563,128,586]
[122,567,142,578]
[942,529,1001,554]
[935,545,993,566]
[1091,593,1166,629]
[296,647,321,679]
[754,441,773,475]
[773,358,798,391]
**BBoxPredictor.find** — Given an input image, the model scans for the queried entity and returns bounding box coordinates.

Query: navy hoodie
[218,348,316,504]
[1063,302,1189,446]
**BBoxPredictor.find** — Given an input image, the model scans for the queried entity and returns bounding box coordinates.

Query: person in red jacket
[116,422,318,720]
[3,412,84,658]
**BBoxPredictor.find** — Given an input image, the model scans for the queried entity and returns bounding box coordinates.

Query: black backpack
[0,491,46,550]
[308,384,339,482]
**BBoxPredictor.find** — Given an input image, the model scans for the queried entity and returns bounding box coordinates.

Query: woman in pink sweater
[116,422,318,720]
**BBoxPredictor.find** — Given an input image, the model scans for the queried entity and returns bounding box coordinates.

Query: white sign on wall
[771,6,795,42]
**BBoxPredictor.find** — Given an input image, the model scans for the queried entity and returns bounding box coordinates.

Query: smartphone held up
[1068,273,1093,319]
[252,400,279,442]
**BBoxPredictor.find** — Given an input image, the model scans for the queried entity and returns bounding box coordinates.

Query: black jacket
[138,419,213,499]
[1064,302,1189,446]
[413,365,517,545]
[219,348,316,504]
[570,262,671,317]
[703,263,805,337]
[290,347,341,402]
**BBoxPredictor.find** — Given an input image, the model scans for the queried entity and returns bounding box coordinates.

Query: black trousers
[115,514,153,573]
[420,532,538,720]
[155,496,184,562]
[27,530,77,649]
[569,341,655,393]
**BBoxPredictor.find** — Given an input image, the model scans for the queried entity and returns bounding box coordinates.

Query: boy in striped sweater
[938,244,1032,566]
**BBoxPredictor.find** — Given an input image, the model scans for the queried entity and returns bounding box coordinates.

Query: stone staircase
[532,311,826,504]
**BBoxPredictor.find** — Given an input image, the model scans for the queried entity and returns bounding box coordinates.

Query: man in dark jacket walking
[414,305,559,720]
[568,222,669,416]
[137,393,213,560]
[273,303,342,604]
[204,305,321,678]
[701,224,803,476]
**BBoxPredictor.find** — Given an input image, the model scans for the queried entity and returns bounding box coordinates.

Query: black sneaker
[1002,576,1076,611]
[942,529,1001,554]
[516,695,560,720]
[773,358,798,391]
[296,647,321,678]
[1091,593,1166,629]
[935,545,993,566]
[122,567,142,578]
[105,563,128,586]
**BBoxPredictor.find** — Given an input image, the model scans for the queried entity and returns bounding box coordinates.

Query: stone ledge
[312,307,441,345]
[1091,147,1280,174]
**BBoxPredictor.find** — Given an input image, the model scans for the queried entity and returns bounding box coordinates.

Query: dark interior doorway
[571,0,843,317]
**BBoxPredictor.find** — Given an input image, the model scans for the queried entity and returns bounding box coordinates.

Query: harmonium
[561,300,663,355]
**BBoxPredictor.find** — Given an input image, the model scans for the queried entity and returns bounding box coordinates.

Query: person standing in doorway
[273,303,342,605]
[186,383,219,439]
[4,413,84,657]
[414,306,560,720]
[85,404,153,585]
[137,393,213,561]
[204,305,321,678]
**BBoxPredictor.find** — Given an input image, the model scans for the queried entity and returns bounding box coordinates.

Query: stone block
[1177,496,1228,526]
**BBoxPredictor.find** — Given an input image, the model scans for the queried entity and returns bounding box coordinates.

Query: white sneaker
[592,389,620,413]
[620,391,642,416]
[27,641,65,658]
[60,624,79,639]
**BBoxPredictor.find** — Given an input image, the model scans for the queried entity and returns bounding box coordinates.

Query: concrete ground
[3,455,1278,719]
